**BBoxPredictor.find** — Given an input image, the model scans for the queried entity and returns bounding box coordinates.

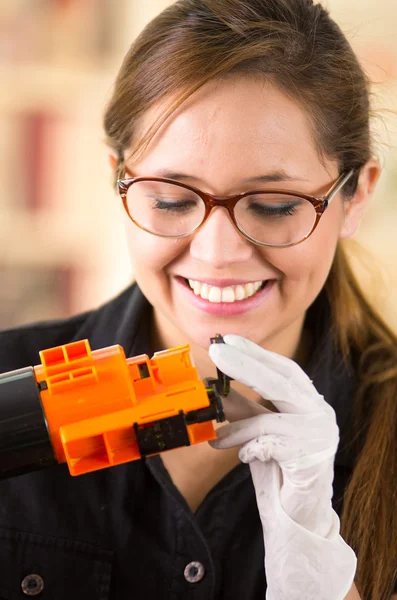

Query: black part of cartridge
[0,367,56,479]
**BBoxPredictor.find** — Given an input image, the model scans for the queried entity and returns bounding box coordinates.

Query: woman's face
[121,77,362,357]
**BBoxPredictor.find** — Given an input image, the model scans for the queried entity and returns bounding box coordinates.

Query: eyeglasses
[117,169,355,248]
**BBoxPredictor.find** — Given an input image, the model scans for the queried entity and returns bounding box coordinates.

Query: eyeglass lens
[125,180,317,246]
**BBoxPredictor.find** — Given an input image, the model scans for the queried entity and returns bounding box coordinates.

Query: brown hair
[104,1,397,597]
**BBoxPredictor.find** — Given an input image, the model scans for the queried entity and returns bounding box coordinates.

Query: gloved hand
[208,334,357,600]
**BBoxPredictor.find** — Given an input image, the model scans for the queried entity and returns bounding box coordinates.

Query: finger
[239,437,338,468]
[219,388,273,423]
[209,414,264,448]
[223,334,292,375]
[209,411,337,458]
[209,342,325,414]
[223,334,311,383]
[222,334,323,403]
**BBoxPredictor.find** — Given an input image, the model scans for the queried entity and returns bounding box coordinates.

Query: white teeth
[244,282,254,296]
[187,279,267,303]
[200,283,209,300]
[208,286,222,303]
[221,287,235,303]
[235,285,245,300]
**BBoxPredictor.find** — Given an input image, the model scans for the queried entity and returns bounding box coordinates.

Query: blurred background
[0,0,396,330]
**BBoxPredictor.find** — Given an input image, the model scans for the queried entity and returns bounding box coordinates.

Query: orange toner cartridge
[0,337,228,479]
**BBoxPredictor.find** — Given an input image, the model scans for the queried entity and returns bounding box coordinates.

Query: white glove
[208,334,357,600]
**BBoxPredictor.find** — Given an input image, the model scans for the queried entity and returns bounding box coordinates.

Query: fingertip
[224,334,300,374]
[208,339,238,363]
[223,334,270,363]
[208,438,226,450]
[222,333,247,347]
[208,342,221,360]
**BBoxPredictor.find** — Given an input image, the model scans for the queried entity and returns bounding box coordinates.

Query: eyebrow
[152,169,308,185]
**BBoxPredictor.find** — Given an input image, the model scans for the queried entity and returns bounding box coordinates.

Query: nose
[189,206,254,267]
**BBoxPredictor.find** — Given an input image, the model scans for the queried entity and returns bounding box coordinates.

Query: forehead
[130,77,329,187]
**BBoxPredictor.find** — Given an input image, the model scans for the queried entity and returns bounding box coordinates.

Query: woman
[0,0,396,598]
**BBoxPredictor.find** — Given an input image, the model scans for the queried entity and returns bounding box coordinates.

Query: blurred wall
[0,0,395,329]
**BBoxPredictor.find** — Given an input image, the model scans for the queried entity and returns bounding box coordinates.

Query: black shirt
[0,283,357,600]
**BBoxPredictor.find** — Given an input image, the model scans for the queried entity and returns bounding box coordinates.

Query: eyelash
[151,199,197,212]
[249,203,298,217]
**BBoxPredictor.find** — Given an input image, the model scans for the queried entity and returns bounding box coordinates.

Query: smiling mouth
[183,278,269,303]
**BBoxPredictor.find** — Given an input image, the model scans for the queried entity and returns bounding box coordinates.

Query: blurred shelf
[0,209,93,264]
[0,62,116,113]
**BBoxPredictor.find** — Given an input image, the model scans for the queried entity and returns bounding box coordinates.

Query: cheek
[124,220,188,275]
[262,207,343,285]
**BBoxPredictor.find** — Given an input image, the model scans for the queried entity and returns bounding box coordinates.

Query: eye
[150,198,199,212]
[243,194,304,219]
[249,203,298,217]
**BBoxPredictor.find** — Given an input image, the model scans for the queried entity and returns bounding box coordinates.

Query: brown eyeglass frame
[117,169,355,248]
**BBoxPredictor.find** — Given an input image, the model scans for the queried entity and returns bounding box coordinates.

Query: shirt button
[21,574,44,596]
[184,561,205,583]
